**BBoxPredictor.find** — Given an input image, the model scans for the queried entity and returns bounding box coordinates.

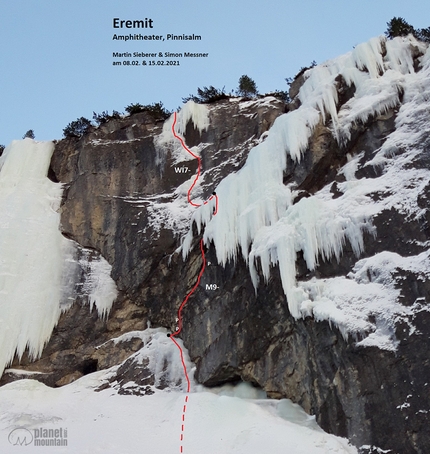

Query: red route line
[171,112,219,214]
[169,111,218,453]
[169,238,206,392]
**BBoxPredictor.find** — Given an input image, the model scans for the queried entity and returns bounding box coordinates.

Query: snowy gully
[168,112,218,452]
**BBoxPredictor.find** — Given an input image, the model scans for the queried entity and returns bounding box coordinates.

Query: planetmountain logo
[8,428,33,446]
[8,427,68,447]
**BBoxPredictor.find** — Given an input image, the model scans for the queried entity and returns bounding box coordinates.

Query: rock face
[2,43,430,454]
[0,98,286,385]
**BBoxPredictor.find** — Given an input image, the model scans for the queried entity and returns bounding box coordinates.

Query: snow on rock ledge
[96,327,195,394]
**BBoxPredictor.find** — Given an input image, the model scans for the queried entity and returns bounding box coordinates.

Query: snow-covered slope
[0,327,356,454]
[0,380,357,454]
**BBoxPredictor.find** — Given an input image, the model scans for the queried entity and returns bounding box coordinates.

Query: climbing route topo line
[168,238,206,393]
[168,111,219,453]
[171,112,219,213]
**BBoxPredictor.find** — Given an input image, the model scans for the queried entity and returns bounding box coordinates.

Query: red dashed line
[169,111,219,452]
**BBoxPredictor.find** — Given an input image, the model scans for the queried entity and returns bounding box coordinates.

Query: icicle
[351,36,385,78]
[156,101,209,147]
[175,101,210,135]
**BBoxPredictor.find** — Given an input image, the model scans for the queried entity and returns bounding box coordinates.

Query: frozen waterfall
[0,139,117,374]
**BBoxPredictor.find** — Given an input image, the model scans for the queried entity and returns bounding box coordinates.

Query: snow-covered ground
[0,375,356,454]
[0,328,356,453]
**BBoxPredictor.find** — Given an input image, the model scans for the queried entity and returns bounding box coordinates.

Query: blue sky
[1,0,429,145]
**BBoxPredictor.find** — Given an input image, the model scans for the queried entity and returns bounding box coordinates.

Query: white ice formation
[182,35,430,349]
[156,100,209,164]
[0,139,117,374]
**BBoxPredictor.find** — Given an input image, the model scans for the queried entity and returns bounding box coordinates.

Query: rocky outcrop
[2,58,430,454]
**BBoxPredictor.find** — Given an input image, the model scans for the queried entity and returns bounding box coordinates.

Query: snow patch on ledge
[97,327,196,393]
[4,368,45,376]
